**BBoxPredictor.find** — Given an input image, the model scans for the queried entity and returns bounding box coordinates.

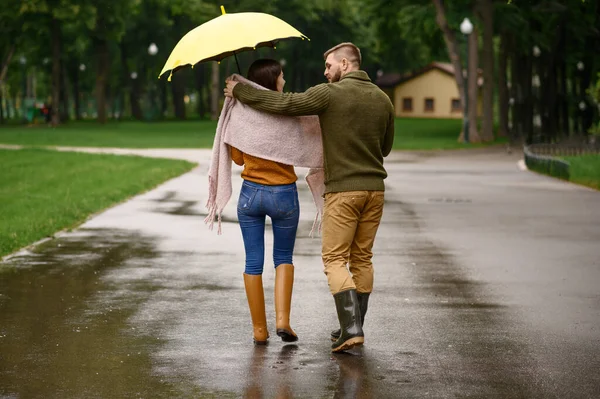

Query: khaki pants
[321,191,385,295]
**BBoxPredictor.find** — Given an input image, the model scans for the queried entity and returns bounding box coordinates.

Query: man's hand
[224,79,238,98]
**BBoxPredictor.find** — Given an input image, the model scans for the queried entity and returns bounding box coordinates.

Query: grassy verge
[0,149,195,258]
[0,118,505,150]
[391,118,505,150]
[0,121,217,148]
[562,154,600,190]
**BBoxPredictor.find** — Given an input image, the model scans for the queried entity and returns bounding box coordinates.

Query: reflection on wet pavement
[0,229,177,397]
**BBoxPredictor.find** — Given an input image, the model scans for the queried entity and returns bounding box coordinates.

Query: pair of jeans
[238,180,300,275]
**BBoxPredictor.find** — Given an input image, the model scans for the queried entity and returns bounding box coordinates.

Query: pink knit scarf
[205,74,324,236]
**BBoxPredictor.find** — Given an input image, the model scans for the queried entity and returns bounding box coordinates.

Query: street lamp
[532,46,541,142]
[148,43,158,56]
[19,56,27,122]
[147,43,159,120]
[575,61,586,133]
[460,18,473,143]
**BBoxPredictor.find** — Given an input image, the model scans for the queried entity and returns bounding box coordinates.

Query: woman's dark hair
[247,59,282,91]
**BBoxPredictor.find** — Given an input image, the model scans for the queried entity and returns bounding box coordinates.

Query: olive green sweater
[233,71,394,193]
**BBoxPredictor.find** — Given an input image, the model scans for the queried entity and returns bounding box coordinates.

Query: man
[224,42,394,353]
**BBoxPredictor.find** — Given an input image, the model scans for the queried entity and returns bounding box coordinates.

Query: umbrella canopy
[159,6,309,81]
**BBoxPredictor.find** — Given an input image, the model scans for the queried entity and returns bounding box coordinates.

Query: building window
[424,98,435,112]
[402,97,413,112]
[451,98,462,112]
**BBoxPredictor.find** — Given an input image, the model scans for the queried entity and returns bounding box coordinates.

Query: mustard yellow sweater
[230,146,297,185]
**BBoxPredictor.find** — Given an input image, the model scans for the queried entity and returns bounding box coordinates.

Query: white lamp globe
[460,18,473,35]
[148,43,158,56]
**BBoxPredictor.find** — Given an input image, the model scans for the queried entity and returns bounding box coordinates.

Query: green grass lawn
[391,118,505,150]
[562,154,600,190]
[0,121,217,148]
[0,149,195,258]
[0,118,504,150]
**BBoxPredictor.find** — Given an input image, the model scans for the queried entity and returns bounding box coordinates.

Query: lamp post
[577,61,585,134]
[460,18,473,143]
[532,46,541,142]
[19,56,27,122]
[147,43,158,120]
[78,64,86,119]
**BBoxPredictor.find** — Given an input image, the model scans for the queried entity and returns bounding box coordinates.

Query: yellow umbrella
[159,5,309,81]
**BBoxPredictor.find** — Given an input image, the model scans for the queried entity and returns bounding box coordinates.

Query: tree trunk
[210,61,220,120]
[580,37,595,135]
[467,26,481,143]
[0,45,15,84]
[129,75,142,120]
[120,43,142,120]
[160,81,167,118]
[94,37,109,123]
[498,32,509,138]
[539,56,558,142]
[60,62,69,122]
[0,86,3,123]
[516,53,533,143]
[432,0,466,109]
[478,0,494,142]
[194,64,207,118]
[72,65,81,120]
[50,17,61,126]
[118,42,130,120]
[171,71,186,120]
[290,46,300,92]
[558,55,569,137]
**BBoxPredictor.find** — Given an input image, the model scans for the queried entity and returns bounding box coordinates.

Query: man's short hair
[323,42,362,67]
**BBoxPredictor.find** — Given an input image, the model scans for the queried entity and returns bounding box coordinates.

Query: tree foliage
[0,0,597,142]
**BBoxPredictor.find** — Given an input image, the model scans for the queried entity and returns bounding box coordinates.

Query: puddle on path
[0,229,182,398]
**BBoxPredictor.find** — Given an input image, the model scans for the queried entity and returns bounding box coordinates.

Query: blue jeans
[238,180,299,275]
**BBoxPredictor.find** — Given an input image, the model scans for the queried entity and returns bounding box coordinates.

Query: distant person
[225,43,394,353]
[42,103,51,123]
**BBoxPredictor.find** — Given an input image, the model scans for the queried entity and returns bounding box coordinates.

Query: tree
[432,0,482,142]
[87,0,140,123]
[477,0,494,142]
[432,0,467,111]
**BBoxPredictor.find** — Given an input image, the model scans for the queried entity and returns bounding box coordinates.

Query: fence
[523,139,600,181]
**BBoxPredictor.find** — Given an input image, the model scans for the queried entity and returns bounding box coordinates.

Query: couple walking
[208,42,394,353]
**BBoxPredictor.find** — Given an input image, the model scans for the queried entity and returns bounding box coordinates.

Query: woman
[230,59,299,345]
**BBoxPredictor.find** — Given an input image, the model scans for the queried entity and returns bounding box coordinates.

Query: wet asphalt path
[1,147,599,398]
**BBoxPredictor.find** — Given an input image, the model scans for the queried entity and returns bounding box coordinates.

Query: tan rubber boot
[243,273,269,345]
[274,264,298,342]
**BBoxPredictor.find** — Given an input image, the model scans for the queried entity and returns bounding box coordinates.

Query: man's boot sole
[331,336,364,353]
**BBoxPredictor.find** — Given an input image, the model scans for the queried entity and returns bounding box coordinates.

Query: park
[1,0,600,398]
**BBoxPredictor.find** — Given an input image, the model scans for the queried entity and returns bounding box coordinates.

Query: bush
[588,73,600,136]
